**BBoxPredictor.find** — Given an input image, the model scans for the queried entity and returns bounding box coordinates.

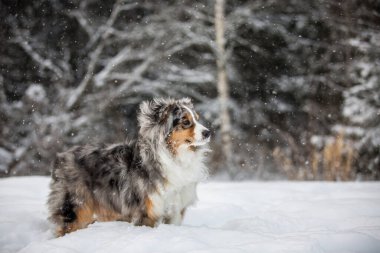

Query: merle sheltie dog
[47,98,211,236]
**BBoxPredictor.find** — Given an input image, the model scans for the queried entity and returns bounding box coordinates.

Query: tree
[214,0,234,177]
[1,0,379,180]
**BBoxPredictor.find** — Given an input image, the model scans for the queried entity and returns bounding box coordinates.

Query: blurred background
[0,0,379,180]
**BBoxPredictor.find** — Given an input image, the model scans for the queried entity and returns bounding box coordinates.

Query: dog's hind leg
[48,152,96,236]
[60,200,95,236]
[48,188,95,236]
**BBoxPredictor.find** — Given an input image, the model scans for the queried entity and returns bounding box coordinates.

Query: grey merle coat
[47,98,210,236]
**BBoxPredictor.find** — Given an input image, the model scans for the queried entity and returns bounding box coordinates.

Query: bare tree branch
[85,2,139,50]
[94,46,132,87]
[67,10,94,37]
[12,33,63,80]
[66,0,126,110]
[98,49,159,110]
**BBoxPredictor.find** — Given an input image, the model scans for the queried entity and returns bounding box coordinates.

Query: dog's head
[138,98,211,153]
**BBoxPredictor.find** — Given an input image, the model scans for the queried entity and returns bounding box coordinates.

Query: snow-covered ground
[1,177,380,253]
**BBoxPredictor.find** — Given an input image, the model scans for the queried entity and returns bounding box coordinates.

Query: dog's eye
[182,120,191,128]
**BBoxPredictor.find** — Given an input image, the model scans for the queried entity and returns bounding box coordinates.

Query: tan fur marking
[94,203,122,222]
[141,216,156,227]
[75,204,95,226]
[168,128,194,151]
[58,203,95,236]
[184,112,193,122]
[56,199,125,236]
[145,197,156,220]
[167,113,195,154]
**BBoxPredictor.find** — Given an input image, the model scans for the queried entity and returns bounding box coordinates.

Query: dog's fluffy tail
[47,153,93,236]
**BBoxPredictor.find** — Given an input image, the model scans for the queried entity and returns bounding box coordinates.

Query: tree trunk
[215,0,234,178]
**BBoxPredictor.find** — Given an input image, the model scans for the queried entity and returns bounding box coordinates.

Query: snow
[25,84,46,103]
[1,177,380,253]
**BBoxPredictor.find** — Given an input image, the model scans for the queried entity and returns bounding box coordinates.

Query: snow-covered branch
[12,33,63,80]
[66,0,128,110]
[94,46,132,87]
[67,10,94,37]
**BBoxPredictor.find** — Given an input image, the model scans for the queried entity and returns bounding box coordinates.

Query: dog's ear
[138,98,176,127]
[161,105,180,123]
[178,97,193,109]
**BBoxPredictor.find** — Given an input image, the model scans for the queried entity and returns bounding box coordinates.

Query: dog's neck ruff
[157,145,208,190]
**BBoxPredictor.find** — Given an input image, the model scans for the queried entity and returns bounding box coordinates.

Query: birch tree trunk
[215,0,234,178]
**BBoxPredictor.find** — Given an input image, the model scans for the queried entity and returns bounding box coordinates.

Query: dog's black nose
[202,130,211,139]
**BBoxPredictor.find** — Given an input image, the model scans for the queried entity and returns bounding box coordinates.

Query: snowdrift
[0,177,379,253]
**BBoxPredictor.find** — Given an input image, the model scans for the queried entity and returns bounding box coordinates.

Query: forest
[0,0,379,180]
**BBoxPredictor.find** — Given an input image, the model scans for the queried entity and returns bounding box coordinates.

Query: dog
[47,98,211,236]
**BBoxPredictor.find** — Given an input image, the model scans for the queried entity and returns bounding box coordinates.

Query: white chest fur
[149,147,208,224]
